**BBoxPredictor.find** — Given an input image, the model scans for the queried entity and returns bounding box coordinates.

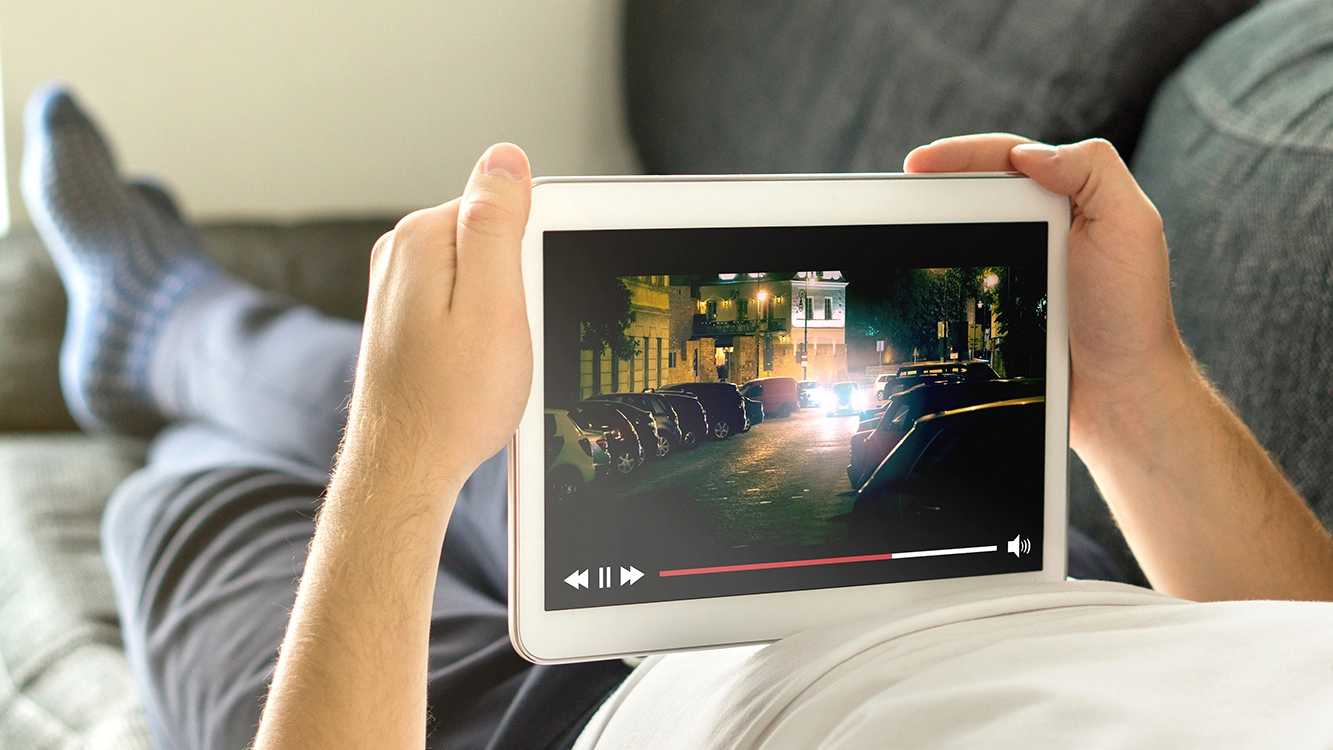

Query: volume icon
[1007,535,1031,558]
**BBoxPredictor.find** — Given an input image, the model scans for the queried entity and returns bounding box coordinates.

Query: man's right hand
[905,135,1189,454]
[907,135,1333,602]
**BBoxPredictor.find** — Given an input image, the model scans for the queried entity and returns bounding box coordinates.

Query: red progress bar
[658,544,999,578]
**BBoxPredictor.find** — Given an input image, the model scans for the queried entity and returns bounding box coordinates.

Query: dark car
[562,402,643,475]
[589,392,684,457]
[849,398,1045,550]
[653,392,707,449]
[600,401,667,461]
[880,360,998,399]
[739,376,800,418]
[848,379,1044,489]
[826,381,867,417]
[743,396,764,429]
[797,379,821,408]
[657,382,748,440]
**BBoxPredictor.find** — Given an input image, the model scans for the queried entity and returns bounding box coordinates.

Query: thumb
[454,143,532,291]
[1009,139,1155,225]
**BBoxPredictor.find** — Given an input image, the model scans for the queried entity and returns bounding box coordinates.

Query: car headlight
[852,393,866,409]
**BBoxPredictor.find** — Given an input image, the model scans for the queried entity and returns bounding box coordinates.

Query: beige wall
[0,0,640,231]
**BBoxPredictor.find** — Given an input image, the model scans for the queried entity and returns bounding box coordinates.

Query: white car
[873,373,893,400]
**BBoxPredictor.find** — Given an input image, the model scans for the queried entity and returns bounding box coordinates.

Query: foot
[21,84,221,436]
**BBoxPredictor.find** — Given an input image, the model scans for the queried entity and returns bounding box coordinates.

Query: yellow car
[545,408,598,499]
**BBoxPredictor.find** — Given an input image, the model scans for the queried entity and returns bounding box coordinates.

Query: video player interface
[543,223,1048,610]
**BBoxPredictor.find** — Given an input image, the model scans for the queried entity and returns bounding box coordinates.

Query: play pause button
[563,566,644,590]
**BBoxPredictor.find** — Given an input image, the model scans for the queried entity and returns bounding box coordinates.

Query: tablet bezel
[510,173,1070,664]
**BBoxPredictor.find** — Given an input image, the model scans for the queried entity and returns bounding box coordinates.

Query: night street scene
[541,224,1051,609]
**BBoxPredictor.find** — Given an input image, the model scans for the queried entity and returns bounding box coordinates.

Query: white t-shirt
[574,581,1333,748]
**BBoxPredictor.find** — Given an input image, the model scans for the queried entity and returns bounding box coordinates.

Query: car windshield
[834,383,855,396]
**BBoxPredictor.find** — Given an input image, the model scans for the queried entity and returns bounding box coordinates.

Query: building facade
[688,272,849,385]
[578,275,672,398]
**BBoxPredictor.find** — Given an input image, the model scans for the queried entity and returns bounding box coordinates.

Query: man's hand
[347,143,533,498]
[905,135,1188,451]
[255,145,533,750]
[907,135,1333,602]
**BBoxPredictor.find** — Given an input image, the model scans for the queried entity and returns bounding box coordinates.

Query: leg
[22,84,359,471]
[26,87,628,748]
[103,427,550,750]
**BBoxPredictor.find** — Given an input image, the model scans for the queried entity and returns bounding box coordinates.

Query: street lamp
[755,289,768,378]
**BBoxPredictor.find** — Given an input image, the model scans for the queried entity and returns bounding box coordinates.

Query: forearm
[254,417,460,750]
[1076,346,1333,602]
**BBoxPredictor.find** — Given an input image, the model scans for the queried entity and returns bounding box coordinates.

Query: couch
[4,0,1332,745]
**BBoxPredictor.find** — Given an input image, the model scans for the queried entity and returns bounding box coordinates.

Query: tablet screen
[543,223,1048,611]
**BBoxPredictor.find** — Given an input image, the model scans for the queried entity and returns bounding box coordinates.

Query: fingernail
[1013,143,1059,159]
[481,144,526,181]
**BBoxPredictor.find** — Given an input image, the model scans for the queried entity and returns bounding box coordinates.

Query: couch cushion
[1127,0,1333,531]
[0,218,397,432]
[0,433,150,749]
[625,0,1257,176]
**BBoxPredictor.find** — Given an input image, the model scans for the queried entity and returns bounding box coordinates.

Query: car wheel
[682,431,698,449]
[655,434,671,459]
[712,420,731,440]
[548,468,580,500]
[615,451,637,474]
[777,403,793,418]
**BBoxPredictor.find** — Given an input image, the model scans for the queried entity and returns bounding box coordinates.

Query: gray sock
[21,84,222,436]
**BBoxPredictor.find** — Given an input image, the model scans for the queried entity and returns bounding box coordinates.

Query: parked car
[581,427,611,474]
[743,396,764,428]
[589,392,684,456]
[873,373,894,399]
[562,402,643,475]
[545,408,597,499]
[739,376,800,418]
[880,360,998,399]
[653,392,708,449]
[601,400,669,460]
[657,382,748,440]
[826,381,867,416]
[847,379,1045,488]
[797,379,821,409]
[848,397,1046,549]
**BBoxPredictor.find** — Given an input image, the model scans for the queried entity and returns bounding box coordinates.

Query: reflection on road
[599,409,861,549]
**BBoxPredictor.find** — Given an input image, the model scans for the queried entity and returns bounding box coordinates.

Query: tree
[990,266,1047,378]
[846,268,979,360]
[574,276,639,386]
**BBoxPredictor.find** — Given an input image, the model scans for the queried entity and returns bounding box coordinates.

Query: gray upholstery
[625,0,1258,176]
[0,434,149,749]
[1126,0,1333,538]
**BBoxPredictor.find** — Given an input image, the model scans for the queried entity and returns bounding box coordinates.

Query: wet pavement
[596,407,862,550]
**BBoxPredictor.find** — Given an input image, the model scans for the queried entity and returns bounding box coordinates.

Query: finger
[903,133,1034,173]
[454,143,532,295]
[1009,139,1156,225]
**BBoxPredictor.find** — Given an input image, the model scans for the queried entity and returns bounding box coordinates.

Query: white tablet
[510,173,1070,664]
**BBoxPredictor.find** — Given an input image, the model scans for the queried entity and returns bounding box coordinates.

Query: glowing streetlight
[983,272,1000,290]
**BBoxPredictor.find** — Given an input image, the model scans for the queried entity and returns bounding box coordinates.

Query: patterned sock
[21,84,222,436]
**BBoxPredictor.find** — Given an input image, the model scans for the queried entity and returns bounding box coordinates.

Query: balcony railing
[692,314,788,338]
